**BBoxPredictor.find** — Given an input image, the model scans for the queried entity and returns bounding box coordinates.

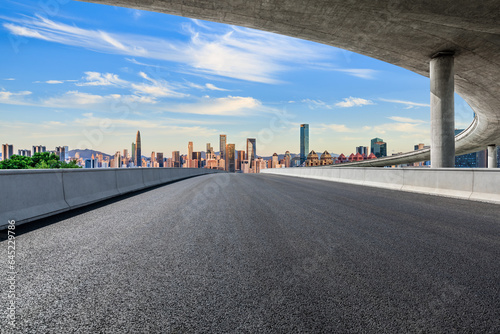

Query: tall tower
[246,138,256,168]
[225,144,235,172]
[188,141,193,160]
[219,134,227,160]
[131,142,136,163]
[300,124,309,164]
[135,131,141,167]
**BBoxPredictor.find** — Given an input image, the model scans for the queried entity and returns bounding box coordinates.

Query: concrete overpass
[78,0,500,167]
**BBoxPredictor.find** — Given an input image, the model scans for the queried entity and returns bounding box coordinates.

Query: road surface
[1,173,499,333]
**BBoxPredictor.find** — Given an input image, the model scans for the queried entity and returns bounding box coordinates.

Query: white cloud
[205,83,229,91]
[43,90,116,107]
[77,72,128,86]
[171,95,262,116]
[131,72,188,98]
[0,90,32,105]
[46,80,64,84]
[387,116,427,123]
[320,124,355,133]
[3,15,335,84]
[302,99,331,109]
[379,98,430,108]
[4,78,15,81]
[335,97,374,108]
[332,68,377,79]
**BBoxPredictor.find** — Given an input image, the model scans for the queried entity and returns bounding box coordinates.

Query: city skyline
[0,0,476,157]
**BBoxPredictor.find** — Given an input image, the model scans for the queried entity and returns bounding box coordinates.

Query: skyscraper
[356,146,368,156]
[172,151,180,168]
[219,134,227,160]
[237,150,245,170]
[225,144,235,172]
[246,138,256,168]
[206,143,214,160]
[2,144,13,160]
[131,142,136,163]
[135,131,141,167]
[284,151,291,167]
[55,146,66,161]
[300,124,309,164]
[370,137,387,158]
[32,145,46,154]
[188,141,193,160]
[157,152,164,168]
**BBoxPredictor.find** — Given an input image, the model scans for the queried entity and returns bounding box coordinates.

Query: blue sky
[0,0,474,157]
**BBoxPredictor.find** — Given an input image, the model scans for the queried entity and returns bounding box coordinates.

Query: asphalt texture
[1,173,499,333]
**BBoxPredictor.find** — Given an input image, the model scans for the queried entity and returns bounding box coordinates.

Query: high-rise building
[63,146,69,161]
[188,141,193,160]
[192,152,202,168]
[284,151,291,167]
[18,149,31,157]
[246,138,256,168]
[272,153,279,168]
[32,145,46,154]
[225,144,235,172]
[2,144,13,160]
[135,131,141,167]
[172,151,180,168]
[151,152,156,167]
[219,134,227,161]
[55,146,65,161]
[356,146,368,156]
[236,150,245,170]
[300,124,309,164]
[206,143,214,160]
[114,151,122,168]
[131,142,136,164]
[157,152,164,167]
[371,137,387,158]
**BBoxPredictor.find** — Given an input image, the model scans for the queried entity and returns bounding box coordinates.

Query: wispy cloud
[34,79,78,84]
[332,68,377,79]
[320,123,355,133]
[387,116,427,123]
[335,97,374,108]
[169,95,263,116]
[301,99,331,109]
[2,15,335,84]
[379,98,430,109]
[0,90,32,105]
[205,83,229,91]
[3,78,15,81]
[76,72,128,86]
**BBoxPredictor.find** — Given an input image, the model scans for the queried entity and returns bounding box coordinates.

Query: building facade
[300,124,309,164]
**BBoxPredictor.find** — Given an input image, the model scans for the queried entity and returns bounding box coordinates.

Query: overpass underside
[78,0,500,167]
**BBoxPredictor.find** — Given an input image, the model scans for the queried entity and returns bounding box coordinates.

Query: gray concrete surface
[0,168,222,229]
[488,145,498,168]
[1,173,499,333]
[430,53,455,168]
[262,167,500,204]
[77,0,500,167]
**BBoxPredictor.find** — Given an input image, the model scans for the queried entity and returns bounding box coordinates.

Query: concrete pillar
[430,52,455,168]
[488,145,497,168]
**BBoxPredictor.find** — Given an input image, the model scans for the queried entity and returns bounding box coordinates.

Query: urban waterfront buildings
[247,138,256,167]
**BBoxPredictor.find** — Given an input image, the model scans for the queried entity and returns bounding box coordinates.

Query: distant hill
[68,149,112,160]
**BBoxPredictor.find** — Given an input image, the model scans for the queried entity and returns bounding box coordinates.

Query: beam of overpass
[2,174,499,332]
[77,0,500,167]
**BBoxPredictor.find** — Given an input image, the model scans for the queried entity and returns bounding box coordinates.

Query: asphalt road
[1,173,499,333]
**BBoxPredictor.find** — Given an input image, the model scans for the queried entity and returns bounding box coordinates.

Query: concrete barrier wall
[0,168,222,229]
[262,167,500,204]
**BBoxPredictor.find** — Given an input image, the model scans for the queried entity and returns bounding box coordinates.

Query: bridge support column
[488,145,497,168]
[430,52,455,168]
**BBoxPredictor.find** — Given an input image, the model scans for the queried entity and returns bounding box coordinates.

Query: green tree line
[0,152,81,169]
